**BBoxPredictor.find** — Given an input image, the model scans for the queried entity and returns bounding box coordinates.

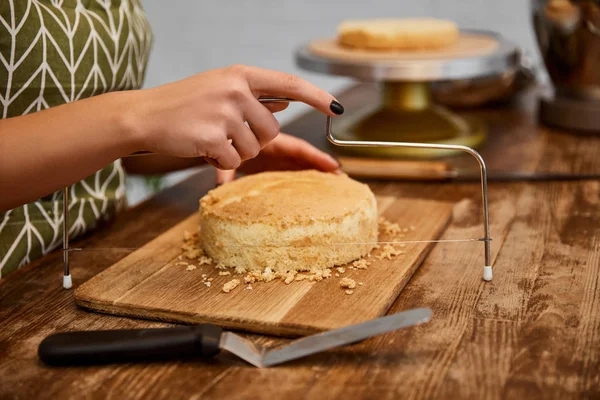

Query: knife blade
[38,308,431,368]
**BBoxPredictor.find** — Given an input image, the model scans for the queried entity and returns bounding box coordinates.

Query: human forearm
[0,91,139,211]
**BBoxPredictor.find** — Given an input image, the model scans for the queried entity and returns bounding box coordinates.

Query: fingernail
[330,100,344,115]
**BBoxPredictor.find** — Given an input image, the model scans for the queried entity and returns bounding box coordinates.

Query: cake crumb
[335,273,340,278]
[384,222,402,236]
[323,269,332,278]
[261,267,275,282]
[345,290,354,295]
[218,271,231,276]
[284,270,297,284]
[295,274,309,281]
[352,259,370,269]
[359,282,364,286]
[180,230,204,260]
[378,244,404,260]
[223,279,240,293]
[234,265,247,274]
[244,275,256,284]
[208,277,213,282]
[246,285,253,290]
[186,265,197,271]
[309,270,325,282]
[182,248,204,260]
[336,267,345,274]
[379,217,411,238]
[340,277,356,289]
[197,256,212,266]
[176,261,188,266]
[204,281,211,287]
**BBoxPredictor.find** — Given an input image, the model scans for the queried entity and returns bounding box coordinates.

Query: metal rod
[62,187,72,289]
[325,116,493,281]
[257,97,296,103]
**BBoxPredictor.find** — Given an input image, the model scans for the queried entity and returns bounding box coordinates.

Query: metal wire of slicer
[61,97,492,289]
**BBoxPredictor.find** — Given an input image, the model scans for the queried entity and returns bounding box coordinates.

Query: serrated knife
[38,308,431,368]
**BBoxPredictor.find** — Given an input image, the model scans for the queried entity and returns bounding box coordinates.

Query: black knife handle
[38,324,222,366]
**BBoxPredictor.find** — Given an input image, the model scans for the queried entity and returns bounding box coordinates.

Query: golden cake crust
[200,170,374,226]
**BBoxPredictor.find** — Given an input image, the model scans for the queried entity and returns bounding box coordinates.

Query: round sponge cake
[337,18,459,51]
[199,170,378,275]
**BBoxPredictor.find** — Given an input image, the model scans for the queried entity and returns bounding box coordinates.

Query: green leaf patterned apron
[0,0,152,277]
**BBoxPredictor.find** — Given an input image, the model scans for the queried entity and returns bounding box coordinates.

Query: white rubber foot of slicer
[63,274,72,289]
[483,266,493,282]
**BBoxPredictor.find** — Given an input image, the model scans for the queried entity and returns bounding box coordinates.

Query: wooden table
[1,86,599,399]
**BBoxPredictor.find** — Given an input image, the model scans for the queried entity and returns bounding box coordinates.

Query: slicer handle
[38,324,222,366]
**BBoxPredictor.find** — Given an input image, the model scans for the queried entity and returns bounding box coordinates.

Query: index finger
[243,66,344,116]
[216,168,236,185]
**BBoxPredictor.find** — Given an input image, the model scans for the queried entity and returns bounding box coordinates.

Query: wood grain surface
[74,197,453,336]
[1,87,599,399]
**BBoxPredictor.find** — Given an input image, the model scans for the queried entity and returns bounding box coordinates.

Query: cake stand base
[330,82,487,159]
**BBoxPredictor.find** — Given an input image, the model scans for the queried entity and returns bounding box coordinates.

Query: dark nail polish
[330,100,344,115]
[215,182,222,188]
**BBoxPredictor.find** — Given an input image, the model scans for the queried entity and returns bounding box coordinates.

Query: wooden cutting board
[75,196,453,337]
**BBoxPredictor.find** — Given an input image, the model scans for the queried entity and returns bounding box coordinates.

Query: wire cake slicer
[60,97,492,289]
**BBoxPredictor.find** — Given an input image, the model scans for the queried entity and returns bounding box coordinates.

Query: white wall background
[127,0,541,204]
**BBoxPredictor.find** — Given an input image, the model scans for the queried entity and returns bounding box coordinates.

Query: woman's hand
[215,133,341,184]
[132,65,343,170]
[0,64,344,211]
